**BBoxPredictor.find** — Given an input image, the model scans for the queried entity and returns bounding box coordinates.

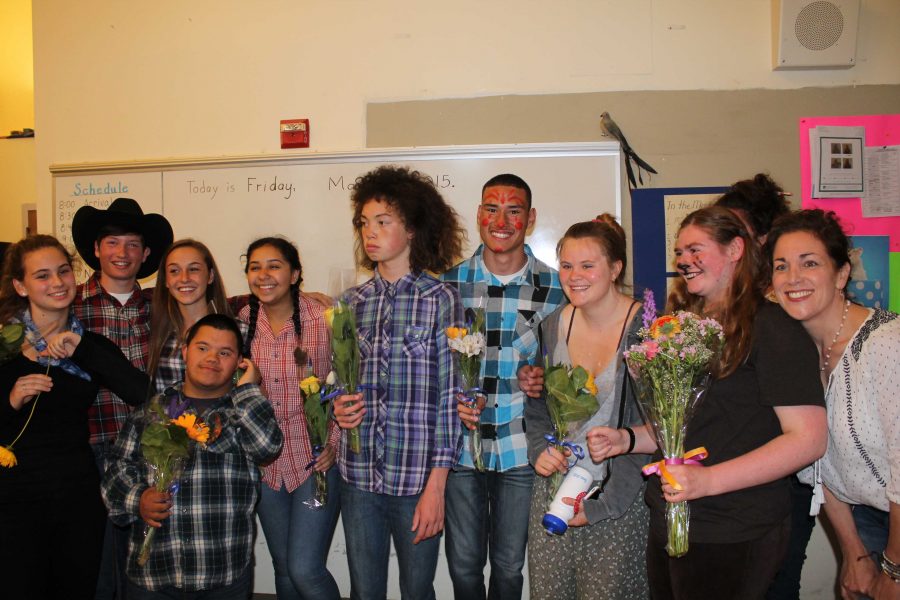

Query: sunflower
[171,413,210,444]
[0,445,17,468]
[583,375,598,396]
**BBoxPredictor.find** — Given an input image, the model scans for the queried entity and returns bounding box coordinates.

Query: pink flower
[642,340,660,360]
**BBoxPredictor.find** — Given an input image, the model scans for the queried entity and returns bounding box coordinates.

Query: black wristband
[624,427,636,454]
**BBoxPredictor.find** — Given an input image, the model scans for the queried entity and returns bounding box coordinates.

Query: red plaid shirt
[73,273,152,444]
[239,293,337,493]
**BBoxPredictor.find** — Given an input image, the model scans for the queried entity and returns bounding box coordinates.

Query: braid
[291,286,307,368]
[244,294,260,357]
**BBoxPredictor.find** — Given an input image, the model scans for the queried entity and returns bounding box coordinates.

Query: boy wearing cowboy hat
[71,197,173,599]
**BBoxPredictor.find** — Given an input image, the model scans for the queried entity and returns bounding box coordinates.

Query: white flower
[325,371,337,386]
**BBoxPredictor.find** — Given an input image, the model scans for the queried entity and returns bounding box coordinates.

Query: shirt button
[273,352,279,358]
[494,403,499,407]
[182,508,188,514]
[274,378,279,383]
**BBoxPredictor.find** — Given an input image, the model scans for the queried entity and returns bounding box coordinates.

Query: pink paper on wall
[799,114,900,251]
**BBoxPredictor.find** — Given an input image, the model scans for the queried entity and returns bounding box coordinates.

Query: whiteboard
[52,143,621,295]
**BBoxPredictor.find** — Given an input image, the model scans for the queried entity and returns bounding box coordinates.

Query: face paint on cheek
[514,220,523,231]
[481,218,490,227]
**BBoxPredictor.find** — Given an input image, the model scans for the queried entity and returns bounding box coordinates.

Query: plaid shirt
[442,245,566,471]
[101,383,283,592]
[73,272,153,444]
[339,270,464,496]
[238,294,337,493]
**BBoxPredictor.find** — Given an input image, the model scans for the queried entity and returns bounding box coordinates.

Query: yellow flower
[323,306,335,328]
[445,327,468,340]
[0,445,18,468]
[649,315,681,339]
[300,375,321,396]
[584,375,598,396]
[171,414,210,444]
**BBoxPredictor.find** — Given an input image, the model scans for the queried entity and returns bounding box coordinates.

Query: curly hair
[715,173,790,240]
[350,166,466,274]
[147,239,232,380]
[667,206,765,378]
[765,209,852,291]
[0,235,73,324]
[556,213,628,287]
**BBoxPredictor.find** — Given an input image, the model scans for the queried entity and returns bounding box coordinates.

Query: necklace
[821,299,850,373]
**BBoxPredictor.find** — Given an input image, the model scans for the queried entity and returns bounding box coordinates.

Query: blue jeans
[257,468,342,600]
[852,504,890,555]
[444,465,534,600]
[340,480,442,600]
[126,565,251,599]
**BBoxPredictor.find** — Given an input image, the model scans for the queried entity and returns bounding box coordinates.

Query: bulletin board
[800,114,900,311]
[631,186,727,307]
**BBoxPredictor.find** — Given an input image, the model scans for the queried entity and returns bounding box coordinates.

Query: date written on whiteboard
[328,174,453,191]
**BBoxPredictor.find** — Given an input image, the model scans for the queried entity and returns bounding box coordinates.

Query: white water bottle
[542,465,593,535]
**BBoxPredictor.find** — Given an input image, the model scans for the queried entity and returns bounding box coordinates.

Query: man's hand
[411,468,448,544]
[457,393,485,431]
[139,489,172,528]
[333,393,365,429]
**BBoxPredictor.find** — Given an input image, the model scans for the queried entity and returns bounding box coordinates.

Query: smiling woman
[767,209,900,599]
[0,234,149,599]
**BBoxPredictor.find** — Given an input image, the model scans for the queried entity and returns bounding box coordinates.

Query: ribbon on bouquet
[451,386,484,406]
[544,433,585,467]
[304,445,324,471]
[322,383,379,402]
[642,447,709,491]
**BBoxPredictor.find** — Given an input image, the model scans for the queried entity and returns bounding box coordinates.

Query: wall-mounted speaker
[772,0,860,70]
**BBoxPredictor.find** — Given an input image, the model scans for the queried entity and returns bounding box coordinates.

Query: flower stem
[7,363,50,449]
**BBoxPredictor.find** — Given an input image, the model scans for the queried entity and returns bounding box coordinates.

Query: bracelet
[882,551,900,582]
[623,427,636,454]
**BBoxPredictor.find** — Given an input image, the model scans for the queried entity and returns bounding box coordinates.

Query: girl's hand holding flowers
[659,463,712,503]
[312,444,336,472]
[333,393,365,429]
[516,364,544,398]
[9,374,52,409]
[534,445,569,477]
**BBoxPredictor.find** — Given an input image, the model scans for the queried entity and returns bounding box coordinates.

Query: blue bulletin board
[631,186,728,307]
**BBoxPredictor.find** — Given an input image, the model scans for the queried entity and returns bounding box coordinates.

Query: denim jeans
[126,565,251,599]
[340,480,442,600]
[766,475,816,600]
[852,504,890,555]
[257,468,342,600]
[444,465,534,600]
[93,440,130,600]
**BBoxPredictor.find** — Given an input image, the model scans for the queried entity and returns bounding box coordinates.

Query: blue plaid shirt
[442,245,566,471]
[339,270,464,496]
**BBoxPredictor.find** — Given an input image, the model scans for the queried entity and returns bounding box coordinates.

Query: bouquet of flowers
[137,395,212,566]
[446,308,486,471]
[300,373,333,509]
[624,289,723,557]
[324,301,362,453]
[0,323,27,468]
[542,361,598,501]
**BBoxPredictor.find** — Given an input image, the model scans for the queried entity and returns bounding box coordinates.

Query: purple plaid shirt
[73,272,152,444]
[339,270,463,496]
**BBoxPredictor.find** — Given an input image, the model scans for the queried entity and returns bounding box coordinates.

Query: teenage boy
[102,314,283,598]
[441,174,566,600]
[71,197,174,599]
[333,166,465,600]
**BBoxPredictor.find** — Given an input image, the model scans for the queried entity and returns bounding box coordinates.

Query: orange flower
[0,445,17,468]
[649,315,681,339]
[171,413,210,444]
[445,327,468,340]
[584,375,598,396]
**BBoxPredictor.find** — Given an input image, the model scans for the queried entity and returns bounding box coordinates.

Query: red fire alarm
[280,119,310,149]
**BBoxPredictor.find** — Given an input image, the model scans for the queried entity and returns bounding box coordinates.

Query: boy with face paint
[441,174,566,600]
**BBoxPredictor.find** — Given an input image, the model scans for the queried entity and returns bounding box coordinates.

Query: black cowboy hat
[72,198,174,279]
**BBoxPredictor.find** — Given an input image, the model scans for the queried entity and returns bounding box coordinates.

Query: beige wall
[28,1,900,598]
[0,0,35,241]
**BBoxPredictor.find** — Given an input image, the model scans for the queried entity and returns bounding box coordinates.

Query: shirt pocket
[512,309,540,359]
[357,326,374,359]
[402,324,430,359]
